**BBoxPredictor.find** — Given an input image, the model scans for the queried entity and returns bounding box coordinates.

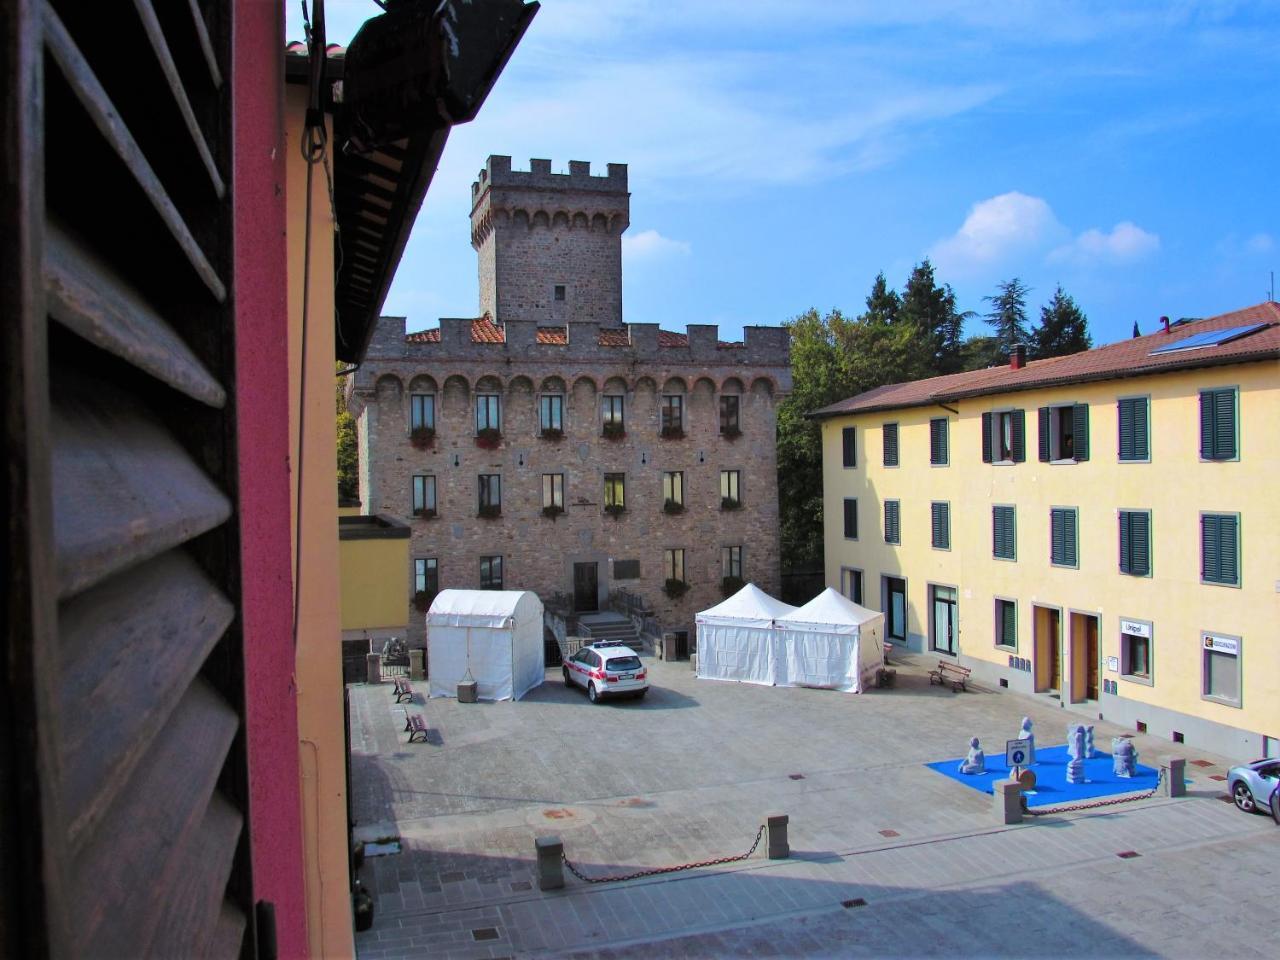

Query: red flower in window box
[409,425,435,450]
[475,427,501,450]
[602,422,626,442]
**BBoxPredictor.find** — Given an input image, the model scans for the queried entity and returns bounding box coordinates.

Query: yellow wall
[338,503,362,517]
[286,87,354,959]
[822,359,1280,748]
[339,534,410,632]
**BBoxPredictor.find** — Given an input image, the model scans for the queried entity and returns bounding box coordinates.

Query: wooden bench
[404,713,429,743]
[393,678,414,703]
[929,660,971,692]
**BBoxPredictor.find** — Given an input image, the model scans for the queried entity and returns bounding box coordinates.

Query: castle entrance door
[573,562,599,612]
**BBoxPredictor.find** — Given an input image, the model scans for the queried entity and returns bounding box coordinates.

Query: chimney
[1160,316,1170,335]
[1010,343,1026,370]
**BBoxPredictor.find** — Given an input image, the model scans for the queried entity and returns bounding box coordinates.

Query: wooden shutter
[1001,600,1017,645]
[1051,509,1068,565]
[843,498,857,539]
[1199,390,1214,459]
[931,502,949,549]
[1038,406,1051,462]
[1011,409,1026,462]
[1072,403,1090,461]
[1201,515,1219,582]
[4,2,253,957]
[883,423,899,466]
[993,506,1015,559]
[885,501,900,543]
[1118,399,1134,460]
[1129,512,1150,576]
[1214,389,1236,459]
[981,412,993,463]
[1203,514,1238,585]
[1063,509,1078,566]
[842,426,856,467]
[930,418,948,465]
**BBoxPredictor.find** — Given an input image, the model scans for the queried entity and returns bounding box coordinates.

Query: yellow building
[813,303,1280,759]
[339,512,412,644]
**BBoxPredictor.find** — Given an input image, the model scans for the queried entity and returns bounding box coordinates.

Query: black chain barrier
[1025,767,1164,816]
[562,824,767,885]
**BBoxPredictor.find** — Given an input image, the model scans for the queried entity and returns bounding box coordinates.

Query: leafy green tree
[983,278,1032,353]
[862,272,900,325]
[1029,286,1092,359]
[899,259,967,377]
[958,335,1005,371]
[336,367,359,501]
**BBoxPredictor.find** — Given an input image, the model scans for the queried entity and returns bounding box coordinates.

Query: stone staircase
[576,611,644,652]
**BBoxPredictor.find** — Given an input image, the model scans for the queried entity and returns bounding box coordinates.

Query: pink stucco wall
[233,3,310,956]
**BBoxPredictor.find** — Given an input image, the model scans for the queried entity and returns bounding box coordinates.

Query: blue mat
[926,744,1159,808]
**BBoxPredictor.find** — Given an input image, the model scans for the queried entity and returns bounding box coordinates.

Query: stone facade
[350,157,790,645]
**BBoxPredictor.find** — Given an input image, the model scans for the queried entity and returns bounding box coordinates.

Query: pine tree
[983,278,1032,354]
[1132,321,1141,338]
[1030,286,1092,359]
[863,272,901,325]
[899,259,966,377]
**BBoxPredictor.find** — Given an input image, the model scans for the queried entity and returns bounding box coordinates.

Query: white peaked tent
[426,590,544,701]
[775,588,885,693]
[695,583,796,686]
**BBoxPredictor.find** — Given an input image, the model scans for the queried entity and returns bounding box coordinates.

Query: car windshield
[606,656,642,672]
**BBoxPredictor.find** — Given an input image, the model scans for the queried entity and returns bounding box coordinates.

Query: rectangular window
[603,395,625,428]
[1117,396,1149,461]
[992,505,1017,560]
[554,284,566,301]
[1199,387,1237,460]
[478,474,501,511]
[479,555,503,590]
[410,393,435,431]
[842,426,856,468]
[841,568,864,605]
[613,559,640,580]
[661,395,684,432]
[411,475,436,516]
[475,393,501,432]
[1200,513,1240,586]
[604,473,626,509]
[542,473,564,509]
[1118,510,1151,576]
[1050,507,1078,568]
[720,469,741,507]
[719,396,740,435]
[1120,619,1152,683]
[929,418,949,465]
[884,500,901,544]
[662,471,684,507]
[1202,632,1241,706]
[995,598,1016,649]
[931,501,950,550]
[982,409,1026,463]
[1038,403,1090,462]
[413,557,439,599]
[539,394,564,433]
[722,545,743,579]
[664,548,686,583]
[882,422,899,466]
[842,498,858,540]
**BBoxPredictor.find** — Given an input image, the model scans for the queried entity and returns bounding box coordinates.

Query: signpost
[1006,738,1032,769]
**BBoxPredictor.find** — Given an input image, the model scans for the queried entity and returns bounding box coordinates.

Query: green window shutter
[1011,409,1026,462]
[993,506,1015,559]
[1217,515,1239,585]
[1001,601,1016,645]
[885,501,900,543]
[981,413,993,463]
[1130,511,1150,576]
[930,418,948,465]
[1214,389,1236,459]
[1119,512,1131,573]
[1118,399,1134,459]
[883,423,899,466]
[1133,397,1149,459]
[1038,407,1051,462]
[1064,509,1078,566]
[843,498,857,539]
[1201,515,1220,582]
[931,502,949,549]
[1051,509,1065,565]
[1199,391,1215,459]
[1073,403,1090,461]
[842,426,856,467]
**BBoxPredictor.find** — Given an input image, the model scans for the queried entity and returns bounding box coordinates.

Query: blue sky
[298,1,1279,346]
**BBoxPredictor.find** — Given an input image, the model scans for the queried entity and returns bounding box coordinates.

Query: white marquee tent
[695,583,796,686]
[426,589,544,701]
[775,588,885,693]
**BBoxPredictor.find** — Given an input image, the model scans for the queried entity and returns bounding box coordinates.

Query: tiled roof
[403,317,745,348]
[810,301,1280,418]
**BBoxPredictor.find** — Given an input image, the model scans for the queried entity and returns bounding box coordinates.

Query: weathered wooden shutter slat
[1201,515,1218,581]
[1118,399,1134,458]
[1064,510,1077,567]
[981,412,992,463]
[51,381,232,599]
[44,225,227,407]
[71,680,239,957]
[1037,406,1050,461]
[1051,509,1064,564]
[42,6,227,302]
[1213,390,1236,459]
[58,553,234,846]
[179,0,223,89]
[1131,512,1150,576]
[1219,515,1238,584]
[1119,512,1131,573]
[1011,409,1025,462]
[1199,391,1214,459]
[1072,403,1089,461]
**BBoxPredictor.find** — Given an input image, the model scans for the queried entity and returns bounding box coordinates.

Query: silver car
[1227,757,1280,815]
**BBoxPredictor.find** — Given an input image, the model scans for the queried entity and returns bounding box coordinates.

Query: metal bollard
[994,780,1022,824]
[535,836,564,890]
[1162,757,1186,798]
[766,814,789,859]
[409,649,425,681]
[366,653,382,685]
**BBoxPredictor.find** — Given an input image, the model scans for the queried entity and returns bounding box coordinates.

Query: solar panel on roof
[1149,322,1269,355]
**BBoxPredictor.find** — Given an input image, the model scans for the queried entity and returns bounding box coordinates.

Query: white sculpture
[1017,716,1036,764]
[958,737,986,775]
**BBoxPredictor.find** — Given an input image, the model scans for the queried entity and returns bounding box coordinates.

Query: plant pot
[539,427,563,441]
[409,426,435,450]
[541,505,564,520]
[662,499,684,515]
[475,428,501,450]
[602,424,626,442]
[721,498,742,511]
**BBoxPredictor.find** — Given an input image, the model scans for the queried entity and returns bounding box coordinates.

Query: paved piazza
[350,654,1277,959]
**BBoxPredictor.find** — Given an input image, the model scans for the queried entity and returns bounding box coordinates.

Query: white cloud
[1247,232,1275,254]
[1050,221,1160,264]
[622,229,691,261]
[929,192,1065,275]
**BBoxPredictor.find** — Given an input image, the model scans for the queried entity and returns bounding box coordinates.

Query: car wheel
[588,682,600,704]
[563,667,572,687]
[1233,781,1256,813]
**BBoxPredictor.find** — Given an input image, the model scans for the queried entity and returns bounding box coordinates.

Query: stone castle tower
[470,156,629,324]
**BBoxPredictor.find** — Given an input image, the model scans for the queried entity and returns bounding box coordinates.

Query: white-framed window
[1201,632,1241,707]
[542,473,564,509]
[982,409,1025,464]
[720,469,741,507]
[662,471,684,507]
[995,597,1016,650]
[840,567,863,605]
[1038,403,1090,462]
[1119,618,1152,685]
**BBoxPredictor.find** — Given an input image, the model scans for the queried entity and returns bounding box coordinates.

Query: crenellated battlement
[471,155,627,202]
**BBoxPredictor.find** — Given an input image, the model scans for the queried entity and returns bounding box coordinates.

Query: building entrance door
[1034,606,1062,695]
[1070,612,1100,702]
[931,586,957,655]
[885,577,907,643]
[573,562,598,612]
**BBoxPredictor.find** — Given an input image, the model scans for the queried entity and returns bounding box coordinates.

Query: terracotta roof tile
[810,301,1280,418]
[402,318,747,348]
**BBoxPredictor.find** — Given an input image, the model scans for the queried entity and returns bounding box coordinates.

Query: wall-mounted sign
[1120,619,1151,638]
[1107,656,1119,672]
[1203,634,1239,655]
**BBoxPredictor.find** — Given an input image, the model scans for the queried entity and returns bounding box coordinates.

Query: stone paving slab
[351,653,1275,958]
